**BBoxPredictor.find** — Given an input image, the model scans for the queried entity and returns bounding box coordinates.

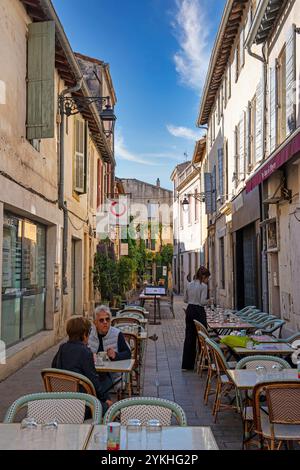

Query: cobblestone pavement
[142,296,243,450]
[0,296,243,449]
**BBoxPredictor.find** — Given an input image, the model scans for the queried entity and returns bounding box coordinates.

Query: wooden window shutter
[246,101,251,171]
[218,148,224,203]
[255,77,263,162]
[212,165,217,213]
[239,113,245,181]
[286,25,296,136]
[240,27,245,68]
[97,159,102,209]
[27,21,55,140]
[204,173,213,214]
[74,119,85,193]
[269,64,277,153]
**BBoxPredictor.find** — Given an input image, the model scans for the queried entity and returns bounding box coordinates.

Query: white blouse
[184,280,208,307]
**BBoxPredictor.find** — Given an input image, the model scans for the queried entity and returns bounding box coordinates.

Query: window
[235,42,240,82]
[26,21,55,140]
[74,118,87,194]
[219,237,225,289]
[188,195,192,225]
[228,63,232,99]
[218,148,224,204]
[234,124,240,187]
[277,46,286,145]
[249,95,256,169]
[97,159,103,209]
[195,189,199,222]
[2,213,46,346]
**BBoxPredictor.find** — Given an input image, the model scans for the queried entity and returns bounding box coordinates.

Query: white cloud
[167,124,202,141]
[115,132,161,166]
[172,0,210,93]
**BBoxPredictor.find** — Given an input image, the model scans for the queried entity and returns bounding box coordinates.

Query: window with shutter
[26,21,55,140]
[239,113,245,181]
[255,78,263,162]
[228,63,232,99]
[240,27,245,69]
[277,46,286,145]
[204,173,213,214]
[246,104,250,172]
[269,64,277,153]
[212,165,217,213]
[250,95,256,167]
[97,159,102,209]
[74,118,86,194]
[234,125,239,187]
[218,148,224,203]
[235,45,239,82]
[286,26,296,136]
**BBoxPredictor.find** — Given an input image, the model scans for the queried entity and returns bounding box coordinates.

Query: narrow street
[0,296,242,450]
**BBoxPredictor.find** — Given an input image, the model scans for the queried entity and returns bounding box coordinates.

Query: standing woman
[182,266,210,370]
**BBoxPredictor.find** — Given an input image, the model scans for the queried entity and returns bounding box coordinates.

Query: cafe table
[0,423,93,450]
[231,342,294,357]
[96,359,135,396]
[227,369,299,391]
[86,425,219,450]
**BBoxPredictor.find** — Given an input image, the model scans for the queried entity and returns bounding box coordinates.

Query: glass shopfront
[1,213,46,347]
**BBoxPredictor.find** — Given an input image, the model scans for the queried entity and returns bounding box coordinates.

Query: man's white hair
[94,305,112,320]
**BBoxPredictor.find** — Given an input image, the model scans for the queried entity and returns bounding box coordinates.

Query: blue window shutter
[212,165,217,213]
[269,64,277,153]
[27,21,55,140]
[286,25,296,136]
[218,148,224,203]
[204,173,212,214]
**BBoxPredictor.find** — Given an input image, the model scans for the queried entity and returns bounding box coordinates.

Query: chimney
[156,178,160,188]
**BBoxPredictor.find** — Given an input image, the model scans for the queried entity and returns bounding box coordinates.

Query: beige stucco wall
[0,0,105,379]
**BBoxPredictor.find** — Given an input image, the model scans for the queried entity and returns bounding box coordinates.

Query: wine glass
[255,365,267,382]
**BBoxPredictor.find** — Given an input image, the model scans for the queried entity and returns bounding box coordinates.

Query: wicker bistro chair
[235,356,291,449]
[41,368,96,395]
[3,392,102,425]
[205,338,237,422]
[278,332,300,344]
[103,397,187,426]
[254,319,286,338]
[112,317,142,327]
[235,306,257,316]
[119,306,148,314]
[117,311,145,320]
[123,333,140,395]
[252,381,300,450]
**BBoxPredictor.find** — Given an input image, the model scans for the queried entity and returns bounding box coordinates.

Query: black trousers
[182,304,207,370]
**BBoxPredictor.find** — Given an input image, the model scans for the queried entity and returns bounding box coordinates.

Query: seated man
[88,305,131,388]
[52,316,112,413]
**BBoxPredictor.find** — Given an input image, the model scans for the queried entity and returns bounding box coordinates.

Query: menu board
[144,286,166,296]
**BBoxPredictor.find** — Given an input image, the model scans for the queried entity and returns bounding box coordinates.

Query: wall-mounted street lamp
[59,94,116,137]
[181,192,206,212]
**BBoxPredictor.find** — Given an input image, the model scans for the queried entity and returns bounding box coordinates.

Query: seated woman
[52,316,112,413]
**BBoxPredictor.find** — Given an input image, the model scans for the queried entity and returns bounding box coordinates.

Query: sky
[52,0,226,189]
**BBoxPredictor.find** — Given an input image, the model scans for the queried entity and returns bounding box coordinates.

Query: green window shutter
[74,118,88,194]
[27,21,55,140]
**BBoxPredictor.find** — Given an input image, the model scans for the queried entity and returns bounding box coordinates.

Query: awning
[246,129,300,193]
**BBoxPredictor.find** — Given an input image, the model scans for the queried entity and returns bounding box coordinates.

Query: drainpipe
[247,41,269,312]
[59,80,83,295]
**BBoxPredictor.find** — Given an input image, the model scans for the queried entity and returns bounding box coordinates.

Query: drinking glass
[41,420,58,430]
[255,365,267,382]
[126,418,142,450]
[94,431,107,450]
[246,341,254,349]
[20,417,38,429]
[146,419,162,450]
[271,363,283,380]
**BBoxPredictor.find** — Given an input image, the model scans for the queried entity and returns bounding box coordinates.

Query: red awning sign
[246,130,300,193]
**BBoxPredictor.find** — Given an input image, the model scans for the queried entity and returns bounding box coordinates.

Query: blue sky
[52,0,226,189]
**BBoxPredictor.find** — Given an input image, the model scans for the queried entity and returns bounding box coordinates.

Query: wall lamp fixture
[181,192,206,211]
[59,95,116,137]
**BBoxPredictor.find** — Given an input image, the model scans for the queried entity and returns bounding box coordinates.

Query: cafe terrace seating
[103,397,187,426]
[252,381,300,450]
[41,368,97,395]
[3,392,102,425]
[235,355,291,449]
